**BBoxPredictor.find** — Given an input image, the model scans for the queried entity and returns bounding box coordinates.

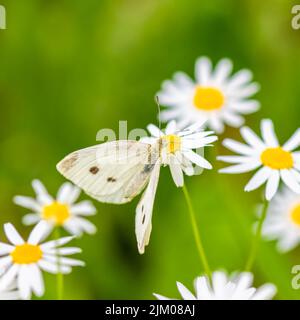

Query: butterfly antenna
[155,95,162,135]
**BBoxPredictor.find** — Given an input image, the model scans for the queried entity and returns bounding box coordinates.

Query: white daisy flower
[0,284,20,300]
[142,120,218,187]
[261,187,300,252]
[0,221,84,300]
[218,119,300,200]
[158,57,260,134]
[154,271,276,300]
[133,120,217,254]
[14,180,97,236]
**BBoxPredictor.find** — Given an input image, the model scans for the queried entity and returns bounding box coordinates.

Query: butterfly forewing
[57,140,159,204]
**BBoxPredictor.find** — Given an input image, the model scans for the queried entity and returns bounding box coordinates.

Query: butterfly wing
[57,140,159,204]
[135,160,161,254]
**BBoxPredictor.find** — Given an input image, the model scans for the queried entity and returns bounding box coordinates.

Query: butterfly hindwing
[135,160,161,254]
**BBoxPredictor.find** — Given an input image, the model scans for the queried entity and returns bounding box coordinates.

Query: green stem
[54,227,64,300]
[182,185,212,278]
[245,200,269,271]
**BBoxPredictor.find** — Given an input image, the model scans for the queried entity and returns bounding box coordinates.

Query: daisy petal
[176,282,196,300]
[177,116,197,131]
[27,221,52,245]
[49,256,85,267]
[153,293,172,300]
[22,214,41,226]
[38,260,71,274]
[265,171,280,200]
[28,264,44,297]
[13,196,41,212]
[180,120,207,135]
[212,272,228,296]
[245,167,272,191]
[0,243,14,255]
[283,129,300,151]
[240,126,265,149]
[0,256,12,270]
[32,180,48,198]
[147,124,164,138]
[261,119,279,147]
[44,247,82,255]
[161,80,183,96]
[70,217,97,235]
[292,151,300,160]
[252,284,276,300]
[40,236,74,250]
[43,255,85,267]
[209,116,224,134]
[235,273,253,291]
[231,83,260,98]
[183,136,218,149]
[262,222,285,239]
[213,58,232,84]
[165,120,177,135]
[227,69,253,89]
[32,180,53,205]
[4,224,25,245]
[70,201,96,216]
[230,100,260,114]
[57,183,73,203]
[219,161,261,174]
[195,276,212,299]
[280,169,300,194]
[160,108,183,121]
[63,220,82,236]
[18,265,31,300]
[222,139,255,156]
[277,234,299,252]
[195,56,212,85]
[66,185,81,204]
[169,159,184,187]
[181,131,215,141]
[223,112,244,128]
[0,264,19,290]
[173,72,194,88]
[158,91,186,106]
[178,153,195,176]
[183,150,212,169]
[291,168,300,182]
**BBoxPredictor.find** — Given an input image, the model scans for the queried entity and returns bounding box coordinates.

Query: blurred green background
[0,0,300,299]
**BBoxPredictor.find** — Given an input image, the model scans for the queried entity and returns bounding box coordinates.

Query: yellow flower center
[42,201,71,226]
[11,244,42,264]
[193,86,224,111]
[291,204,300,226]
[161,135,181,154]
[260,147,293,170]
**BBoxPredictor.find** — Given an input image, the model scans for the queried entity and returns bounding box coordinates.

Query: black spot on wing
[107,177,117,182]
[89,166,99,174]
[141,205,145,224]
[142,164,154,174]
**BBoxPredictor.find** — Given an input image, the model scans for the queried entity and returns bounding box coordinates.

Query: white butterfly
[57,121,217,254]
